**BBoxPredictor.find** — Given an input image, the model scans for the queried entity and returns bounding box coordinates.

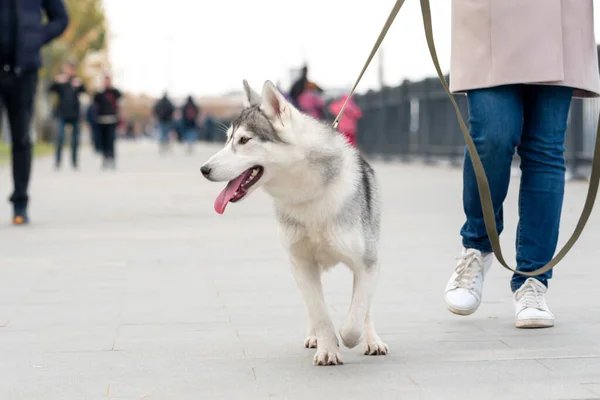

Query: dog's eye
[238,136,251,145]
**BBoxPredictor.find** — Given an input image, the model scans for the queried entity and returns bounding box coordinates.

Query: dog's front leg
[291,255,342,366]
[304,326,317,349]
[363,308,388,355]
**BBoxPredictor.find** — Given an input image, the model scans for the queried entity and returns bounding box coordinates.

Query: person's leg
[460,87,524,250]
[71,120,80,169]
[186,127,197,153]
[98,123,109,168]
[92,123,101,153]
[159,122,169,153]
[511,85,572,329]
[3,71,38,223]
[107,123,116,168]
[55,119,66,168]
[445,85,524,315]
[513,85,573,291]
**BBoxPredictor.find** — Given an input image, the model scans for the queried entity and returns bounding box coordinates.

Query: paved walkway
[1,140,600,400]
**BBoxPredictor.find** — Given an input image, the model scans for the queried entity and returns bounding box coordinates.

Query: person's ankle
[511,278,548,293]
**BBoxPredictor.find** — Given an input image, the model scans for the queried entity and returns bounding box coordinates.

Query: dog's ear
[242,79,261,108]
[260,80,289,124]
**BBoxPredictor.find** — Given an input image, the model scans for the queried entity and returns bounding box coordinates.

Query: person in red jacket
[329,94,363,148]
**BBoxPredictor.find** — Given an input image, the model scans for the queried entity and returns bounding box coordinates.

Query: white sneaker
[445,248,493,316]
[514,278,554,329]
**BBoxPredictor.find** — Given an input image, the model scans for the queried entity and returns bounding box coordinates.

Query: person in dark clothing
[289,65,323,109]
[153,92,175,154]
[86,101,101,153]
[202,115,216,142]
[289,66,308,108]
[0,0,69,225]
[181,95,200,154]
[124,121,135,140]
[93,75,122,170]
[49,60,87,170]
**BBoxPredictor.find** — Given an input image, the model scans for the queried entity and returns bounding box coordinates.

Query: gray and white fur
[201,80,387,366]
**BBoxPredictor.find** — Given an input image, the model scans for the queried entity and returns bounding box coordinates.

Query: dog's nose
[200,165,211,177]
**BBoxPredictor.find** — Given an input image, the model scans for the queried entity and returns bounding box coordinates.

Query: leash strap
[337,0,600,276]
[332,0,406,129]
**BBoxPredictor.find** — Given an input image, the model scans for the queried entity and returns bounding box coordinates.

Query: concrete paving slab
[1,140,600,399]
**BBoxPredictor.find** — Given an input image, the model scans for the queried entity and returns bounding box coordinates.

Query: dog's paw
[364,339,389,356]
[313,349,343,366]
[304,336,318,348]
[339,326,362,349]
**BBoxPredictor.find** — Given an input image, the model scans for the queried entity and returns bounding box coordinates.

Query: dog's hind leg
[291,255,342,366]
[339,261,380,350]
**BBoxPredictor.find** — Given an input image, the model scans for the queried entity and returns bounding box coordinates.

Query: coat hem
[450,79,600,99]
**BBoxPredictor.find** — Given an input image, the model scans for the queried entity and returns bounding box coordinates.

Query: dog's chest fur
[275,208,358,269]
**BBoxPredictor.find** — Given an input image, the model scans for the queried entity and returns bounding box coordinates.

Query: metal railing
[353,75,600,179]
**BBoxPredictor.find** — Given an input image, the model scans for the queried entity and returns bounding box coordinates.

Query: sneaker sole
[445,302,479,316]
[515,318,554,329]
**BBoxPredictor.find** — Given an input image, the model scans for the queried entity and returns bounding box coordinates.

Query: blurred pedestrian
[86,101,101,153]
[181,95,200,154]
[49,60,86,170]
[153,92,175,154]
[202,115,216,142]
[93,74,122,170]
[329,94,362,148]
[289,65,323,108]
[298,88,325,120]
[0,0,68,224]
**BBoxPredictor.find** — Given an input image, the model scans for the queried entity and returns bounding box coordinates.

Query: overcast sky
[103,0,600,98]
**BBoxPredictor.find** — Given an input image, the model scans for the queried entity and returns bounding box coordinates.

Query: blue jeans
[158,122,172,144]
[184,127,198,143]
[55,119,80,167]
[460,85,573,292]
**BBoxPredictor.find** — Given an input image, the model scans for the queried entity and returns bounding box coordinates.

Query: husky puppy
[201,80,387,366]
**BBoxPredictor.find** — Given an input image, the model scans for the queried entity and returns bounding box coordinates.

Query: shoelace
[519,281,545,311]
[453,252,483,289]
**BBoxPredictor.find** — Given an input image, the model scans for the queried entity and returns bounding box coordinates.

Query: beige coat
[450,0,600,98]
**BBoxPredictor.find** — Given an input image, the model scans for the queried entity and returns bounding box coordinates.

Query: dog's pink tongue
[214,175,246,214]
